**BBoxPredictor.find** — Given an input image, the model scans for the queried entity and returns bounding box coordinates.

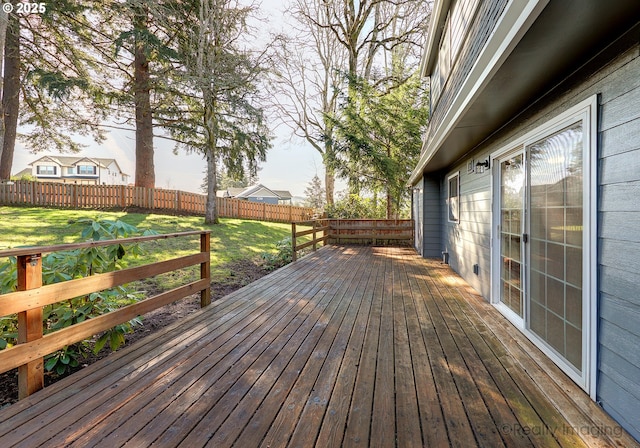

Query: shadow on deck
[0,246,636,447]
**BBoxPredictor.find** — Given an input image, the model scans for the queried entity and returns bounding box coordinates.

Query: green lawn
[0,206,292,290]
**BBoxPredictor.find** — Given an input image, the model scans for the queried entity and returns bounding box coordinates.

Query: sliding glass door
[498,152,525,322]
[491,97,595,392]
[528,123,584,371]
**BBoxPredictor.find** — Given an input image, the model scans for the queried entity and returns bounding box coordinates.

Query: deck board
[0,246,637,448]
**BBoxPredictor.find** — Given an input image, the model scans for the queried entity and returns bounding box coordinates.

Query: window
[77,165,96,175]
[448,172,460,222]
[67,167,75,175]
[430,0,481,109]
[37,165,56,175]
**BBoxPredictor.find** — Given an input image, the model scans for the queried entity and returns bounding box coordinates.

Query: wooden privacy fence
[0,231,211,399]
[0,181,314,223]
[291,218,414,260]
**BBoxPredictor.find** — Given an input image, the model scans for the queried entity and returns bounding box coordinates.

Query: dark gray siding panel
[422,176,442,257]
[413,182,423,255]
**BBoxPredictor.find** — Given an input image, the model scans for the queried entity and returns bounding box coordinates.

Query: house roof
[226,187,246,197]
[411,0,640,183]
[28,155,129,176]
[273,190,293,200]
[12,168,32,178]
[234,184,292,200]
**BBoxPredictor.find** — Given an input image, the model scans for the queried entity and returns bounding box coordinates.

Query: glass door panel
[499,154,525,318]
[528,123,583,371]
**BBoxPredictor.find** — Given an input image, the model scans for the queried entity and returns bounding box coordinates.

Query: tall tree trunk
[0,11,19,181]
[324,166,335,207]
[133,11,155,188]
[203,91,219,224]
[323,140,335,207]
[205,151,218,224]
[0,11,8,166]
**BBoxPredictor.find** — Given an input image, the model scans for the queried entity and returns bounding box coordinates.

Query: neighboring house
[218,184,293,205]
[217,187,246,199]
[23,155,130,185]
[410,0,640,441]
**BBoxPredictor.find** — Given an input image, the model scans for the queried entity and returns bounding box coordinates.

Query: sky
[11,0,336,199]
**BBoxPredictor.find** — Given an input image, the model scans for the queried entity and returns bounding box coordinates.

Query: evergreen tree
[328,74,429,218]
[304,174,326,210]
[170,0,271,224]
[0,1,109,179]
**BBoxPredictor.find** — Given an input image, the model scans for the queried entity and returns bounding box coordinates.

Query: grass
[0,206,293,291]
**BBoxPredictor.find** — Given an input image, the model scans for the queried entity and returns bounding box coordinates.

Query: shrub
[0,217,154,375]
[261,237,294,270]
[325,193,386,219]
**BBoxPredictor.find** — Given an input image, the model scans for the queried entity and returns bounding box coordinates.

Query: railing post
[312,220,317,252]
[200,232,211,307]
[373,220,377,246]
[291,222,297,262]
[16,253,44,399]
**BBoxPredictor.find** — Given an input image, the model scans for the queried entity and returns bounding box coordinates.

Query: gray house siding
[422,176,442,258]
[440,165,492,298]
[429,36,640,440]
[246,197,279,205]
[596,42,640,440]
[412,185,423,255]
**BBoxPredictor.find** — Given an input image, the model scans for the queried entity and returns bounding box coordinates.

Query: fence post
[16,253,44,399]
[291,222,297,262]
[312,220,317,252]
[200,232,211,307]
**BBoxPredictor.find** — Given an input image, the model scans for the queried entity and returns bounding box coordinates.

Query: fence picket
[0,181,313,223]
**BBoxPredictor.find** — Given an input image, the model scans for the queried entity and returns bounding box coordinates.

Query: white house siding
[430,38,640,440]
[101,161,128,185]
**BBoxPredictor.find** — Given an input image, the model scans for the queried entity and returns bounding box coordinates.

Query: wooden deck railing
[291,219,331,261]
[291,219,414,260]
[0,181,314,223]
[0,231,211,399]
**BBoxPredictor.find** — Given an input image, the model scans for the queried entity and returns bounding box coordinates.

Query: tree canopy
[0,0,431,223]
[328,73,429,218]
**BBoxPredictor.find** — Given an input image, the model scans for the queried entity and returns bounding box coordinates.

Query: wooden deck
[0,246,636,447]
